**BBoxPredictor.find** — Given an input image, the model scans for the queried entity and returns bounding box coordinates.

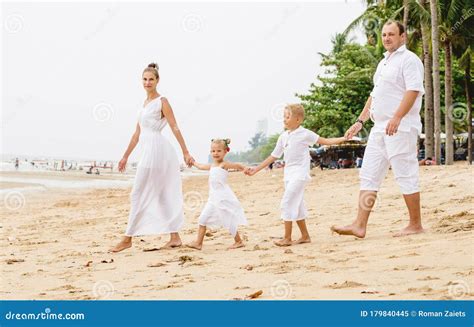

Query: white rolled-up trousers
[360,128,419,195]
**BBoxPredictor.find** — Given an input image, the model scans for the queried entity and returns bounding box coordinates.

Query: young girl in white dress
[186,139,248,250]
[110,63,195,252]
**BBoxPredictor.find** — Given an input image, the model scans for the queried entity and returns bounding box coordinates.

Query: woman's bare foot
[393,226,425,237]
[330,224,366,238]
[160,239,182,249]
[228,241,245,250]
[274,238,293,247]
[185,241,202,250]
[292,237,311,245]
[109,238,132,253]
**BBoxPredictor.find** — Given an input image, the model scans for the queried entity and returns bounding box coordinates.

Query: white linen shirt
[271,126,320,181]
[370,44,425,134]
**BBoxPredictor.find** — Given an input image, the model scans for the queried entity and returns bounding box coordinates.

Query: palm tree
[343,1,404,57]
[438,0,473,164]
[430,0,442,164]
[403,0,410,30]
[456,47,473,164]
[418,0,434,158]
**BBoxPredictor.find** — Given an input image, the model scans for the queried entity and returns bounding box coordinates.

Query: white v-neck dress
[125,96,184,236]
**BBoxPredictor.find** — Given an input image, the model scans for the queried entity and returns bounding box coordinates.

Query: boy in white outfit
[246,104,345,246]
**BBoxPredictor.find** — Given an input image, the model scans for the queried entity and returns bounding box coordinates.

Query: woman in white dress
[110,63,195,252]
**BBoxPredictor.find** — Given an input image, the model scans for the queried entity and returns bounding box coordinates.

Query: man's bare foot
[185,241,202,250]
[330,224,366,238]
[292,237,311,245]
[109,240,132,253]
[228,241,245,250]
[274,239,293,247]
[160,240,182,249]
[393,226,424,237]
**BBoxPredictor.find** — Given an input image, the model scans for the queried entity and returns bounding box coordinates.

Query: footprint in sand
[325,281,366,289]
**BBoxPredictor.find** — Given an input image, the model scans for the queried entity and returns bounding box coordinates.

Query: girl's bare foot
[109,239,132,253]
[330,224,366,238]
[160,239,182,249]
[185,241,202,250]
[292,237,311,245]
[227,241,245,250]
[274,238,292,247]
[393,226,425,237]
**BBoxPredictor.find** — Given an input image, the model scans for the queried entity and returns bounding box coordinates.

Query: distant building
[256,118,268,136]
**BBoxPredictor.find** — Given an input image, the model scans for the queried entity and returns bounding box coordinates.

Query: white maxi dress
[125,96,184,236]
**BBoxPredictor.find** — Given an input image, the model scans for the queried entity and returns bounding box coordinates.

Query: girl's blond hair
[211,138,231,151]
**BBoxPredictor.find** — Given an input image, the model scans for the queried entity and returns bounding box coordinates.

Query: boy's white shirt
[271,126,319,181]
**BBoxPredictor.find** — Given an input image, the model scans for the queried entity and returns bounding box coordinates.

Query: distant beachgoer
[14,158,19,170]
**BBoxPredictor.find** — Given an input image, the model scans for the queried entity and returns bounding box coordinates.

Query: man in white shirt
[331,20,425,238]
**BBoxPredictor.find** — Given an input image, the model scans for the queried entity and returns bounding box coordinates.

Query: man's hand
[345,122,363,140]
[385,116,401,136]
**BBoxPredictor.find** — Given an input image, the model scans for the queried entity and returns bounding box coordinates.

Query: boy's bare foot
[330,224,366,238]
[228,241,245,250]
[274,239,292,247]
[292,237,311,245]
[160,240,182,249]
[109,239,132,253]
[393,226,425,237]
[185,241,202,250]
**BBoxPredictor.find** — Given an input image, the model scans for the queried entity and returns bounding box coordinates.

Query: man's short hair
[384,20,405,35]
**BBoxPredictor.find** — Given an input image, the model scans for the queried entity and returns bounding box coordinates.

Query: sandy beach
[1,164,473,300]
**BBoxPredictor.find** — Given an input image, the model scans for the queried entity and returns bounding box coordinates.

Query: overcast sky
[2,1,366,163]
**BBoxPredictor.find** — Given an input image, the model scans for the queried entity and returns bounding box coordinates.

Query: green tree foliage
[297,42,378,137]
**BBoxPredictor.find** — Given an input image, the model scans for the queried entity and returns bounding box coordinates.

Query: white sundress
[198,166,247,236]
[125,96,184,236]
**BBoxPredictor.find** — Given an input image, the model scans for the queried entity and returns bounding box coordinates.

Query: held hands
[385,116,401,136]
[183,152,195,167]
[118,157,127,173]
[344,122,363,140]
[244,167,257,176]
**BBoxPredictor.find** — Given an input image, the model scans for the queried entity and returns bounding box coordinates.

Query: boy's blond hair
[285,104,305,120]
